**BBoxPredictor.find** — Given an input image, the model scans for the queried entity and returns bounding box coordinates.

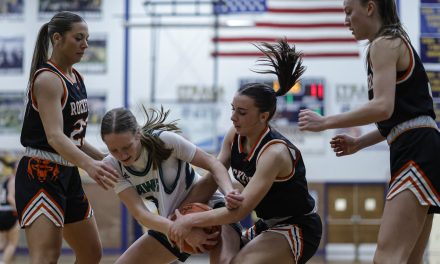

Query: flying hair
[139,105,180,135]
[252,38,306,96]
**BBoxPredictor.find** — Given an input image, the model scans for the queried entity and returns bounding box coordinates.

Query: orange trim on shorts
[411,161,440,199]
[21,189,64,219]
[23,203,63,227]
[389,176,430,204]
[391,160,440,200]
[271,225,304,262]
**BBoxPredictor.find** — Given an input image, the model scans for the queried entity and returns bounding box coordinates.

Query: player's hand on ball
[225,189,244,210]
[169,203,222,254]
[185,228,220,253]
[169,209,192,249]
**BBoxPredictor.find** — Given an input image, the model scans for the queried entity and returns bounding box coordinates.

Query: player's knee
[30,249,61,264]
[77,248,102,264]
[74,242,102,264]
[91,250,102,263]
[374,247,408,264]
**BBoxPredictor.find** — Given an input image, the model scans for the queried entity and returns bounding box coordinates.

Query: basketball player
[298,0,440,263]
[100,106,243,264]
[15,11,119,264]
[0,160,19,264]
[169,39,322,264]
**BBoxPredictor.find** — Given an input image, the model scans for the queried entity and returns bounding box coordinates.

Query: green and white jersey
[105,131,207,217]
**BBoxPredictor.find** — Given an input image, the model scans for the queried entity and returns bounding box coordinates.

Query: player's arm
[299,37,398,131]
[189,127,243,209]
[163,128,242,209]
[117,187,217,250]
[177,172,217,206]
[169,143,287,245]
[118,187,172,235]
[35,72,95,167]
[34,72,118,189]
[331,129,385,156]
[80,141,108,161]
[188,143,286,224]
[189,127,235,195]
[355,129,385,149]
[326,37,398,127]
[104,155,172,234]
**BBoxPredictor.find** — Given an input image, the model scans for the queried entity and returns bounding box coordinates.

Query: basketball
[170,202,221,254]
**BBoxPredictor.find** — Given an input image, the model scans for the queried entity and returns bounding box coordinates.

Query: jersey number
[70,118,87,146]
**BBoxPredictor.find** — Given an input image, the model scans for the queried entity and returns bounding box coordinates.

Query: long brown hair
[361,0,409,41]
[361,0,410,64]
[28,11,85,85]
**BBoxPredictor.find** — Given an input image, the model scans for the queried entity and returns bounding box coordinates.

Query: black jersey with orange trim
[230,126,315,219]
[367,38,435,137]
[21,61,88,153]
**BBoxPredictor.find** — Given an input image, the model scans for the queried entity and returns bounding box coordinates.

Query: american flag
[212,0,359,58]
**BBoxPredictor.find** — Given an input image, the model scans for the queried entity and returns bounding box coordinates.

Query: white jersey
[104,131,222,217]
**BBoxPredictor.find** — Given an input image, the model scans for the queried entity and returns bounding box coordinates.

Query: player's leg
[2,221,19,263]
[232,214,321,264]
[0,231,5,250]
[25,216,63,264]
[16,157,65,264]
[209,224,241,264]
[63,216,102,264]
[115,231,180,264]
[373,190,429,263]
[231,231,293,264]
[62,167,102,264]
[407,213,433,264]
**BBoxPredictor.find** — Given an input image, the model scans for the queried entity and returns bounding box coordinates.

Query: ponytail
[238,38,306,121]
[28,23,50,86]
[254,39,305,97]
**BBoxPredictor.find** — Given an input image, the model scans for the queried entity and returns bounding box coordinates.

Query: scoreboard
[239,77,325,125]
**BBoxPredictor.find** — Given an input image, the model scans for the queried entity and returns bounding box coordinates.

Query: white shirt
[104,131,199,217]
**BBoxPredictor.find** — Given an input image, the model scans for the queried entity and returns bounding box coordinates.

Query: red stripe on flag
[213,37,356,44]
[211,52,359,58]
[213,1,358,59]
[255,22,346,28]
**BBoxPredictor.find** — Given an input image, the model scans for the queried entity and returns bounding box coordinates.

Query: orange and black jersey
[230,126,316,219]
[21,60,88,153]
[368,38,435,137]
